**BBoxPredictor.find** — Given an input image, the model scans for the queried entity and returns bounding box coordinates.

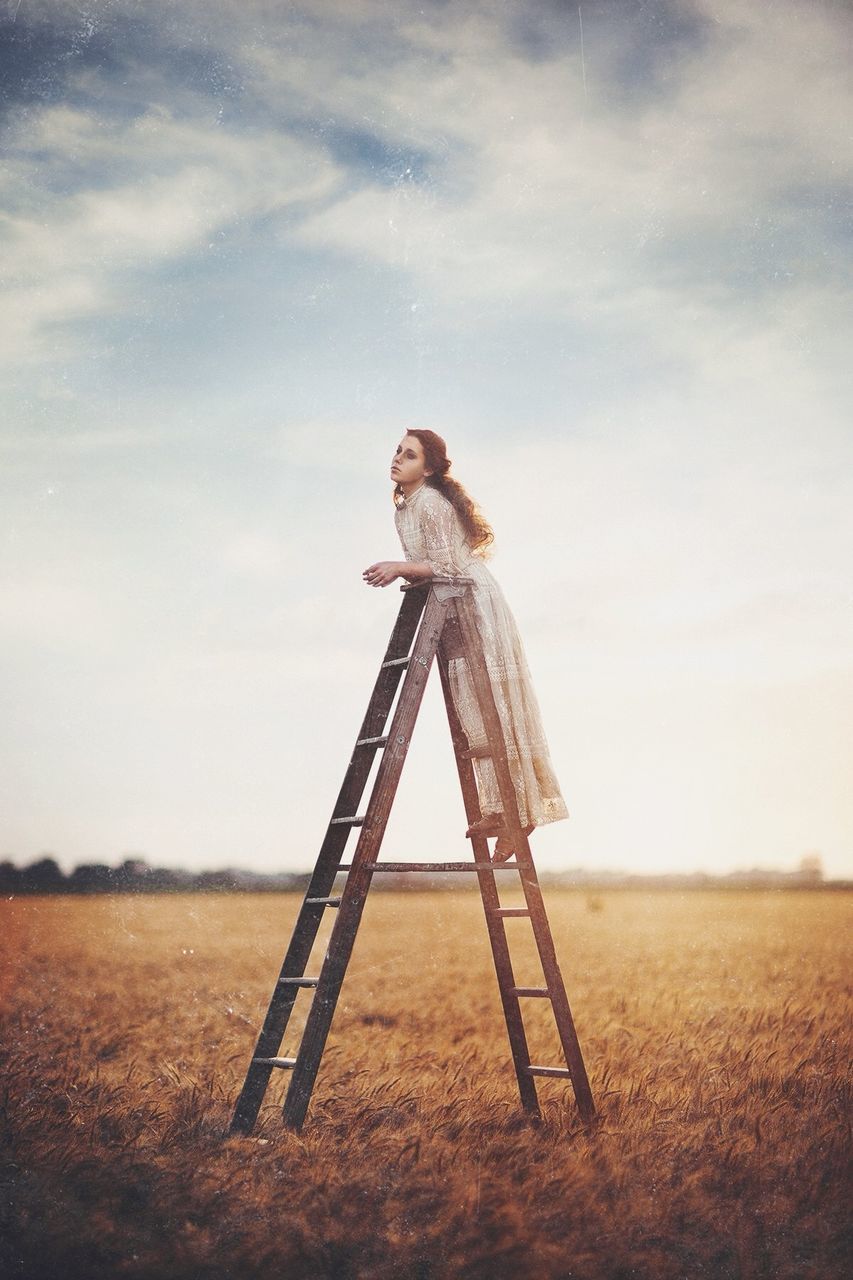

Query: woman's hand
[363,560,403,587]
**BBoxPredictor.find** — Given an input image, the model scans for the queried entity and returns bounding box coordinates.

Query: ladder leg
[436,628,541,1117]
[280,588,452,1130]
[229,587,430,1136]
[445,595,596,1125]
[513,847,596,1123]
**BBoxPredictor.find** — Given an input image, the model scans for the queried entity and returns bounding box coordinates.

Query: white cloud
[260,0,853,353]
[0,102,342,365]
[5,1,849,373]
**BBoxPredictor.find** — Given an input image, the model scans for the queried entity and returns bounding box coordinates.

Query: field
[1,888,849,1279]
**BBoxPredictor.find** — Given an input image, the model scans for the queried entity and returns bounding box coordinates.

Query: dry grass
[1,888,849,1279]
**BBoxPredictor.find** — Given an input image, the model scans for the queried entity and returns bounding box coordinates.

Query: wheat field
[1,888,849,1279]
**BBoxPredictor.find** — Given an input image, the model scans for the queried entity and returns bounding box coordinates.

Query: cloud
[0,100,342,364]
[4,0,850,374]
[253,0,852,351]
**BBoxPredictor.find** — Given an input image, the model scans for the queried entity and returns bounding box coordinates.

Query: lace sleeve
[420,494,459,577]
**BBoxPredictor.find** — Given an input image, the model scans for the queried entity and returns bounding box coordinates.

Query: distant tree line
[0,856,311,895]
[0,853,842,896]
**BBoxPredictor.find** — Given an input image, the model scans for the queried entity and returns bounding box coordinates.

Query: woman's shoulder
[421,484,453,509]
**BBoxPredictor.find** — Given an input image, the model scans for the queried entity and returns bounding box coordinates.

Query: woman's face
[390,434,432,488]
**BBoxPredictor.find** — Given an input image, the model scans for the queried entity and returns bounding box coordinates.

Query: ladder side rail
[229,587,429,1135]
[510,854,597,1122]
[436,615,541,1115]
[300,584,427,894]
[345,585,428,767]
[450,593,597,1124]
[281,587,451,1130]
[282,583,428,918]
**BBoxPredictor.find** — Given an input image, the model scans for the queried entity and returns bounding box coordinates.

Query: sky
[1,0,851,878]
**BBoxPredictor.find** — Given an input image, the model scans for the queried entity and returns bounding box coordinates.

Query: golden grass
[1,888,849,1279]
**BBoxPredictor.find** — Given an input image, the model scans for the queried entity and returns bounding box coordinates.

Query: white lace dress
[394,480,569,828]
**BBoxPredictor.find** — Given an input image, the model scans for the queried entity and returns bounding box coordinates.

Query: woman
[363,429,569,864]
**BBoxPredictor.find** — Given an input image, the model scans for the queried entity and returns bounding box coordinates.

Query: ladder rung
[511,986,551,998]
[337,860,519,872]
[278,976,320,987]
[254,1056,297,1069]
[355,735,388,748]
[525,1065,573,1079]
[381,656,410,668]
[330,815,365,826]
[305,896,342,907]
[492,907,531,916]
[461,746,493,759]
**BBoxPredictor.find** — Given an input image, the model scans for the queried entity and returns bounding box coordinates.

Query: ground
[1,888,849,1279]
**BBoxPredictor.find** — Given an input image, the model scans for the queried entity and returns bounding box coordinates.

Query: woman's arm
[420,496,458,577]
[398,559,434,581]
[363,559,433,587]
[364,496,460,588]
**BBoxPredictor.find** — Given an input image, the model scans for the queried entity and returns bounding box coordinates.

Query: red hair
[392,429,495,557]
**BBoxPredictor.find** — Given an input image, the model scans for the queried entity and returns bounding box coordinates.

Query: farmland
[1,888,849,1279]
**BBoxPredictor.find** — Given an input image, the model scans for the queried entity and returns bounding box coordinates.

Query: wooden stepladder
[229,577,595,1136]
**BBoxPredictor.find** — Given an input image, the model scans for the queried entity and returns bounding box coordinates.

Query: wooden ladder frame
[228,577,595,1136]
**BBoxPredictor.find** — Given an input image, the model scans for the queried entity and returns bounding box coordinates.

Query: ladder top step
[330,815,365,826]
[381,655,410,668]
[254,1057,297,1069]
[305,896,342,906]
[401,576,474,591]
[355,735,388,747]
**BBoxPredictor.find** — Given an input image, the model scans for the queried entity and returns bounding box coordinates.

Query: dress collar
[396,479,429,508]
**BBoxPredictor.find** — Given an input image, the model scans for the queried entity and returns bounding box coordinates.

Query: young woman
[363,429,569,863]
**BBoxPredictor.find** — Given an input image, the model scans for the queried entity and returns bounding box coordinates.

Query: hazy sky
[2,0,851,877]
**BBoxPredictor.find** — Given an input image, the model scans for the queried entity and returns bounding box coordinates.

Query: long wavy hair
[392,429,495,558]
